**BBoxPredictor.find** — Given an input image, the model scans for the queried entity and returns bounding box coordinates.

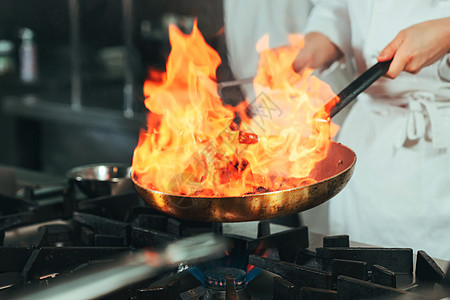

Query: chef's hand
[378,17,450,79]
[292,32,343,73]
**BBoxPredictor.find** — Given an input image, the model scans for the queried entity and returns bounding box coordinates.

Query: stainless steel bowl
[66,163,134,197]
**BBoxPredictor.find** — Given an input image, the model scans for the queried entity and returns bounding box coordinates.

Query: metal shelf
[2,96,145,130]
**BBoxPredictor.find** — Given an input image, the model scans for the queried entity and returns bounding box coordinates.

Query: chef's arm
[293,0,351,74]
[378,17,450,79]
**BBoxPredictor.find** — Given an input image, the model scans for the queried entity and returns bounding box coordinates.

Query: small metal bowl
[66,163,134,197]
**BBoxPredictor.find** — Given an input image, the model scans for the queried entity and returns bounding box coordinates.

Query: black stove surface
[0,167,449,299]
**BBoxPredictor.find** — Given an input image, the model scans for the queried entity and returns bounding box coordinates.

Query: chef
[222,0,355,231]
[293,0,450,260]
[223,0,353,103]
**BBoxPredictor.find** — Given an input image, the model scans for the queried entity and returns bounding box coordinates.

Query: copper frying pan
[132,60,392,222]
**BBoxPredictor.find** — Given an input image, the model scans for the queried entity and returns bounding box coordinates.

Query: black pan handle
[327,59,392,118]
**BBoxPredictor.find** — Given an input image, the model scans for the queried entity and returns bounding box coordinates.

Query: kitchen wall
[0,0,220,174]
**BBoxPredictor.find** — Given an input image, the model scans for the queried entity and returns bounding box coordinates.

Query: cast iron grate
[0,182,449,299]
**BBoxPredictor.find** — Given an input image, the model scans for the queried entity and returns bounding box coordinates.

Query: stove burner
[1,168,449,300]
[204,267,246,290]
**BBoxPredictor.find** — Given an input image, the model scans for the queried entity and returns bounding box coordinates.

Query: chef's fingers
[384,45,411,79]
[378,32,408,78]
[385,59,405,79]
[292,50,312,73]
[384,50,425,79]
[377,43,396,62]
[378,30,406,62]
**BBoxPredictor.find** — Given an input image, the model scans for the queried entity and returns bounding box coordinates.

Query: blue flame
[189,239,263,286]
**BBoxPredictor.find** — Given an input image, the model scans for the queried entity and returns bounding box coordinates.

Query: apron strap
[402,92,450,149]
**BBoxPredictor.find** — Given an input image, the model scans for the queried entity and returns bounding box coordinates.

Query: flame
[132,22,337,197]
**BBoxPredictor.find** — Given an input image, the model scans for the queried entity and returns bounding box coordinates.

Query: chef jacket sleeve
[438,54,450,82]
[304,0,352,64]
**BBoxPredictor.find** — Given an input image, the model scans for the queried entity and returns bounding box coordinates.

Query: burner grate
[0,179,449,299]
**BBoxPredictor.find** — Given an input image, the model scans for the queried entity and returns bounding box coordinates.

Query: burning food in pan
[132,21,338,197]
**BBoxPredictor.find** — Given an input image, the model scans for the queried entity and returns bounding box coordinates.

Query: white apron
[306,0,450,260]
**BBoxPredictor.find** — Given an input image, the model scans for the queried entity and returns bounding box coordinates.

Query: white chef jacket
[224,0,354,99]
[306,0,450,260]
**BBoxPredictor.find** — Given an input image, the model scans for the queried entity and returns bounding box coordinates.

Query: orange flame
[132,22,337,197]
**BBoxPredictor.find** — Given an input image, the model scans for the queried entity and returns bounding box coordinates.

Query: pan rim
[131,141,356,200]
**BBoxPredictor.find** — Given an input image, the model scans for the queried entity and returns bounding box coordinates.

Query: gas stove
[0,167,449,299]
